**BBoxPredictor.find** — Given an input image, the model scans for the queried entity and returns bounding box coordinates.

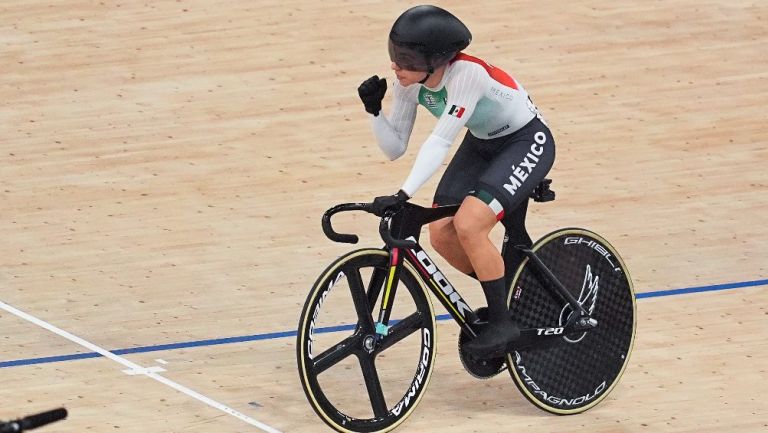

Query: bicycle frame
[369,203,477,340]
[322,201,598,351]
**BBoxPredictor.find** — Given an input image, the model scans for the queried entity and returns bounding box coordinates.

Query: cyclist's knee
[453,199,496,245]
[453,215,478,245]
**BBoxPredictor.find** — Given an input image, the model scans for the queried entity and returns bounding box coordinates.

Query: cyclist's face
[391,62,428,86]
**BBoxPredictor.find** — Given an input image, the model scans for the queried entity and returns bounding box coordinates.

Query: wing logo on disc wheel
[559,264,600,344]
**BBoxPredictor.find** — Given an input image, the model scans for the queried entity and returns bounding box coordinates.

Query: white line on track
[0,300,283,433]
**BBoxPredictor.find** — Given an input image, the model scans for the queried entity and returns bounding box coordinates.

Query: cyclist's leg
[459,118,555,355]
[429,131,490,276]
[457,118,555,279]
[453,197,504,279]
[454,197,518,355]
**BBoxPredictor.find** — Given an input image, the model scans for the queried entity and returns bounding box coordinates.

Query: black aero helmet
[388,5,472,73]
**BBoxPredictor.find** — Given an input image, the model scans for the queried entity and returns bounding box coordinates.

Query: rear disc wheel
[506,228,636,414]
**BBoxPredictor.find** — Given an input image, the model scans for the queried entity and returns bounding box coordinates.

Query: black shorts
[433,117,555,220]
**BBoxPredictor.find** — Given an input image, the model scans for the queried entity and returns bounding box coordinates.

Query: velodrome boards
[0,1,765,432]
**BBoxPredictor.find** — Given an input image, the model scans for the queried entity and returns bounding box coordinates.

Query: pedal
[458,307,506,379]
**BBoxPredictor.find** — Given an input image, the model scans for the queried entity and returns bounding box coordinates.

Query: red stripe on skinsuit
[452,53,519,90]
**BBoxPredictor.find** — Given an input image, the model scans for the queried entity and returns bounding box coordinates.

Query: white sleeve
[370,115,408,160]
[369,82,418,160]
[400,134,452,197]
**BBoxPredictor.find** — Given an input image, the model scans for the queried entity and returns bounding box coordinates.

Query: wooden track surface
[1,1,766,432]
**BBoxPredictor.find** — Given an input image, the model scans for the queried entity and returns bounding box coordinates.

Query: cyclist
[357,5,555,356]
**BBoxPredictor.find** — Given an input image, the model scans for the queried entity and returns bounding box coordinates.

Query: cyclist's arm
[400,64,487,197]
[370,81,418,160]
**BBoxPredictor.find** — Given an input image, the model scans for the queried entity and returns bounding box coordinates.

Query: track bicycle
[296,180,636,432]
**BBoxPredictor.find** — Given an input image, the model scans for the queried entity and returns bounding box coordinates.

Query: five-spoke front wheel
[297,249,436,433]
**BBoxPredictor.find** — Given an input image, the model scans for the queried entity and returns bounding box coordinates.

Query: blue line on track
[1,278,765,369]
[634,278,767,298]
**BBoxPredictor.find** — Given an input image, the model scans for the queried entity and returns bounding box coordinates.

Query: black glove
[371,190,410,216]
[358,75,387,116]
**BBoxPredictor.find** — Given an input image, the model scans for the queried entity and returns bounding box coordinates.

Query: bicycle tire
[297,249,436,432]
[505,228,636,414]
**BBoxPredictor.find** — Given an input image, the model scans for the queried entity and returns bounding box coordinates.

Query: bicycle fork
[375,244,482,344]
[371,248,404,344]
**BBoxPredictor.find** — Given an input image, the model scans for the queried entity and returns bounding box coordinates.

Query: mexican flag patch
[447,105,466,118]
